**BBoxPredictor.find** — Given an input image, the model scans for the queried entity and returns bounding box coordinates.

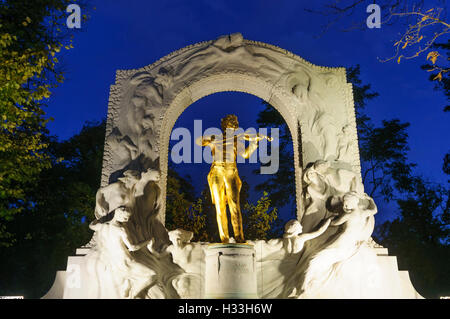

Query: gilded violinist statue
[196,114,273,243]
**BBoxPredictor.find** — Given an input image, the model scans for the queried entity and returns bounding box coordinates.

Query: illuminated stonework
[100,32,361,223]
[43,33,422,299]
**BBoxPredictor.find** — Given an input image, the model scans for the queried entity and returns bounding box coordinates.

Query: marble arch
[100,32,361,225]
[43,33,423,300]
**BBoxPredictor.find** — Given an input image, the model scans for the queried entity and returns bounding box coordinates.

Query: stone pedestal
[204,243,257,299]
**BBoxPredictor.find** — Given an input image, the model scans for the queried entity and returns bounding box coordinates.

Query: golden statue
[196,114,273,243]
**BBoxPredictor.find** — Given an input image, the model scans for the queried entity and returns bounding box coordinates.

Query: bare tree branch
[305,1,449,81]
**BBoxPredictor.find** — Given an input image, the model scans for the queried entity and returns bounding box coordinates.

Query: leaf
[427,51,440,65]
[433,72,443,81]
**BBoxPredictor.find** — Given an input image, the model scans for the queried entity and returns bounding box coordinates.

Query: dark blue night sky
[45,0,449,225]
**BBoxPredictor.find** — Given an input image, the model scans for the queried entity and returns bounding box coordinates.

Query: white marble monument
[43,33,422,299]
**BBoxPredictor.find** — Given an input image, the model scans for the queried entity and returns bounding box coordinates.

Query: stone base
[296,245,423,299]
[42,242,422,299]
[42,247,121,299]
[204,243,257,299]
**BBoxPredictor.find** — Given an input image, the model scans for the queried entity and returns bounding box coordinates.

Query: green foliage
[243,192,279,240]
[0,28,53,244]
[0,0,89,246]
[0,120,104,298]
[164,173,192,230]
[165,169,212,242]
[165,168,281,242]
[186,198,209,242]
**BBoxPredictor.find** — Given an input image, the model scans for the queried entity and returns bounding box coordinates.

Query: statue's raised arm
[195,135,216,147]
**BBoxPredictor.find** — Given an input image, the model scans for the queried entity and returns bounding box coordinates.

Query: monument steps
[42,245,423,299]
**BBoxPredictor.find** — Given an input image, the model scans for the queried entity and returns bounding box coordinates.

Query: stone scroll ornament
[59,33,422,299]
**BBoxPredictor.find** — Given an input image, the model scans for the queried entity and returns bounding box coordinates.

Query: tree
[422,40,449,112]
[255,65,406,208]
[243,192,279,240]
[0,120,104,298]
[255,102,296,215]
[340,65,419,203]
[376,176,449,298]
[421,40,449,204]
[305,1,449,83]
[254,65,398,206]
[255,65,450,297]
[0,0,89,246]
[350,63,450,298]
[166,166,281,242]
[165,168,212,242]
